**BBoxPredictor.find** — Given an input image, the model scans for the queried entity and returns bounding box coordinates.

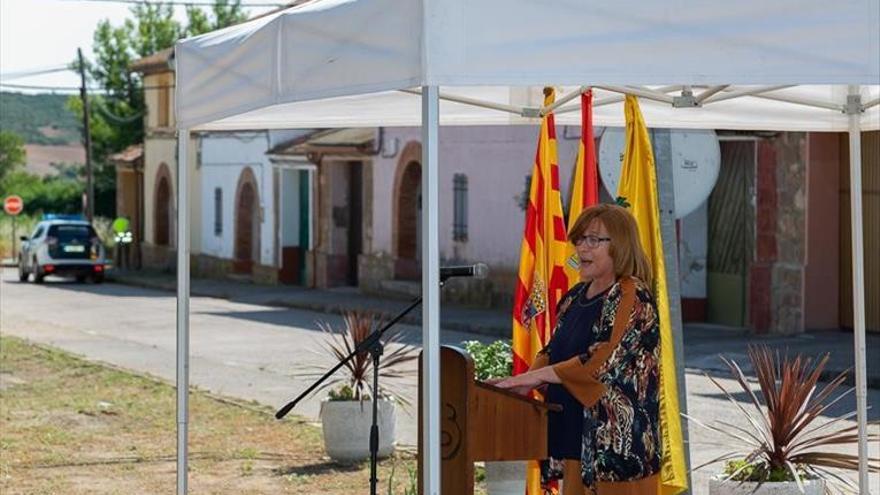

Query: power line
[1,82,175,92]
[93,99,144,124]
[0,66,73,81]
[58,0,286,7]
[0,82,108,93]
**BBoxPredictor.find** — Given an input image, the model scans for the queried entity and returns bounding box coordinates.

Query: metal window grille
[453,173,468,242]
[214,188,222,236]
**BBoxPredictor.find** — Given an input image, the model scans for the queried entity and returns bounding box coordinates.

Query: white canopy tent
[174,1,879,493]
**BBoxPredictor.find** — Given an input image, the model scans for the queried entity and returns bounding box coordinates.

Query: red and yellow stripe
[564,89,601,287]
[511,87,570,495]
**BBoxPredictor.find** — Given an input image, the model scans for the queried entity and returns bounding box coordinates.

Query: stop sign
[3,195,23,216]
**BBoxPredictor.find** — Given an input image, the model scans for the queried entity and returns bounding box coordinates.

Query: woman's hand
[494,366,562,396]
[494,370,545,396]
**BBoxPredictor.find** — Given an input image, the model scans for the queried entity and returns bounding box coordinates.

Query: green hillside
[0,92,81,145]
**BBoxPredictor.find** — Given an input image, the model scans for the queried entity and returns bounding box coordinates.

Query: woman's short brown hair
[568,203,653,287]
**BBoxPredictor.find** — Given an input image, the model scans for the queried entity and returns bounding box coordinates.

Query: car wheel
[34,266,45,284]
[18,259,29,282]
[92,273,105,284]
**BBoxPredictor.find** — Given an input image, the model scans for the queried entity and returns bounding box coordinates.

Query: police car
[18,215,107,283]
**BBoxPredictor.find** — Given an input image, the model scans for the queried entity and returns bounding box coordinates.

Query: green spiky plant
[300,311,418,405]
[687,345,879,494]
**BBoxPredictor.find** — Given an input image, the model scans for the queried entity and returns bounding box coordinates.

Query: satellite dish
[598,128,721,219]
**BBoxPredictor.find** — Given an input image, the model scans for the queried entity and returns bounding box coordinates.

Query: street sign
[3,195,23,216]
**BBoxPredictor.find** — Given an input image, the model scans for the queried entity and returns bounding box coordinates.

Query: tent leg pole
[846,85,869,494]
[421,86,441,495]
[653,130,692,494]
[176,129,191,495]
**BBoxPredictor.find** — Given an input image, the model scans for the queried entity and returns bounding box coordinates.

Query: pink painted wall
[804,133,840,330]
[371,126,581,269]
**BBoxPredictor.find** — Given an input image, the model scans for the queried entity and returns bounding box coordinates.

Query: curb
[685,365,880,389]
[106,275,510,338]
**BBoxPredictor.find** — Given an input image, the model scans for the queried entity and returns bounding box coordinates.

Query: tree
[0,131,26,186]
[127,3,181,59]
[79,0,252,152]
[67,1,252,217]
[186,1,248,37]
[86,1,249,100]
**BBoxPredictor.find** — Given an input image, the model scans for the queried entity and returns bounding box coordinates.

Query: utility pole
[78,48,94,222]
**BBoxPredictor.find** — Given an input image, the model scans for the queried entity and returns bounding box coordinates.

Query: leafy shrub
[463,340,512,381]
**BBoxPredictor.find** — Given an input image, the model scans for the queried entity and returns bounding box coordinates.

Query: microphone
[440,263,489,280]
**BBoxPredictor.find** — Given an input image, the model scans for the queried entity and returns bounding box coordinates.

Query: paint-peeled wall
[199,132,274,265]
[371,125,581,269]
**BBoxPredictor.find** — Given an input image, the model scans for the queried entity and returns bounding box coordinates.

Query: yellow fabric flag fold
[616,95,689,495]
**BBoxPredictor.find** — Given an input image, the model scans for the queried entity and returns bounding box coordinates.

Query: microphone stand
[275,279,447,495]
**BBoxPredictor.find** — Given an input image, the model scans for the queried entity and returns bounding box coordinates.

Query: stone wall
[358,253,394,293]
[192,253,234,280]
[358,253,517,310]
[140,243,175,272]
[252,263,278,285]
[750,133,808,335]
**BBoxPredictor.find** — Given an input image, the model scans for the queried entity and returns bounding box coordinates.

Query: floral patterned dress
[534,277,661,495]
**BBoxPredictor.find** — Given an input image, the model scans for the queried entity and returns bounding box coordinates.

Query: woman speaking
[495,204,661,495]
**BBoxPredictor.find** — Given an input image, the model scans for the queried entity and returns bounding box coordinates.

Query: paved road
[1,269,876,493]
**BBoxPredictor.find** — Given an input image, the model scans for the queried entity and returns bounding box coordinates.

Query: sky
[0,0,278,93]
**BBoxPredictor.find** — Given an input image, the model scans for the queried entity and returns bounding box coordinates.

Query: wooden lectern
[418,346,560,494]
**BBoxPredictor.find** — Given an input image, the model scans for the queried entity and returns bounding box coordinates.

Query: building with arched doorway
[133,49,201,272]
[354,126,582,305]
[195,130,309,284]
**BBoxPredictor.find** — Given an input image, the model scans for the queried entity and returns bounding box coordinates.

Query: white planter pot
[485,461,527,495]
[319,399,396,462]
[709,478,825,495]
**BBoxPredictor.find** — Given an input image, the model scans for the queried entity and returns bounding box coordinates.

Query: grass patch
[0,335,423,494]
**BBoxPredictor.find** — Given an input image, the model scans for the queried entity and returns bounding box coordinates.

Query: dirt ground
[0,335,427,494]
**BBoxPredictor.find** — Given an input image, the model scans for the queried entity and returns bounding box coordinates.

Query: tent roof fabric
[175,0,880,131]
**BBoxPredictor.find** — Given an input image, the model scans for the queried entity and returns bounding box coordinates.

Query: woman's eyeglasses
[574,234,611,248]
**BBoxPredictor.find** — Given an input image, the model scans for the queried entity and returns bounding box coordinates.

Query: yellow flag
[512,87,570,495]
[616,95,689,495]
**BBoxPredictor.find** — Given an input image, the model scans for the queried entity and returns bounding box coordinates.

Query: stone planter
[708,478,825,495]
[319,398,396,462]
[485,461,527,495]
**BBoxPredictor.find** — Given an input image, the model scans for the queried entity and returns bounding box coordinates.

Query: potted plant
[463,339,522,495]
[687,345,879,494]
[302,311,419,463]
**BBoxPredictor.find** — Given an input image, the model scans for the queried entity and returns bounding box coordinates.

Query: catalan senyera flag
[616,95,689,495]
[564,90,601,287]
[512,87,570,495]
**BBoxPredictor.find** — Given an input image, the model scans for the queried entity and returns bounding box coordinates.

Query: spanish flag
[511,87,570,494]
[616,95,689,495]
[564,89,601,287]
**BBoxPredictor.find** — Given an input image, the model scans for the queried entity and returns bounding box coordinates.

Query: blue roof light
[43,213,87,221]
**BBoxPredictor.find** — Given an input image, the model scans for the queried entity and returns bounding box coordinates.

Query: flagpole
[653,129,692,493]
